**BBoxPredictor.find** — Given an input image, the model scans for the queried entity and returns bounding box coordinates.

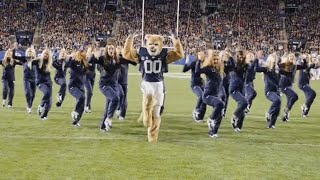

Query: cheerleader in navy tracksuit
[182,54,206,122]
[1,49,22,108]
[219,50,235,117]
[244,52,258,113]
[229,50,249,132]
[278,53,299,122]
[89,39,122,131]
[255,53,291,128]
[31,49,54,120]
[52,48,69,107]
[196,50,224,138]
[83,45,97,113]
[298,54,317,117]
[116,46,137,120]
[12,46,37,113]
[67,49,89,126]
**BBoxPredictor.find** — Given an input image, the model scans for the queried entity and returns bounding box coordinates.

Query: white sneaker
[234,128,241,132]
[84,106,92,113]
[209,133,218,138]
[2,100,6,107]
[7,105,12,108]
[71,111,79,121]
[119,116,125,121]
[104,118,112,131]
[27,107,32,114]
[115,110,120,117]
[41,117,48,121]
[37,105,44,116]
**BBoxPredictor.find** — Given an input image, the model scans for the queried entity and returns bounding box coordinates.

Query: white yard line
[0,134,319,147]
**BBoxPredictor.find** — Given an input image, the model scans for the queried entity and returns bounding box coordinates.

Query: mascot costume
[123,33,184,143]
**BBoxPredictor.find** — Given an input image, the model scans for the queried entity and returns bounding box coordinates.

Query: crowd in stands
[40,0,116,51]
[0,0,38,50]
[0,0,320,55]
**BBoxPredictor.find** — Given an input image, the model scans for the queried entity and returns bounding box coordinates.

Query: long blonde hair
[39,48,53,72]
[74,50,89,69]
[2,49,14,67]
[265,53,278,71]
[59,48,68,60]
[25,47,36,59]
[280,53,296,72]
[202,50,224,76]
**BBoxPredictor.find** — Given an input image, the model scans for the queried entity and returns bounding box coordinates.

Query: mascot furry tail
[140,94,161,143]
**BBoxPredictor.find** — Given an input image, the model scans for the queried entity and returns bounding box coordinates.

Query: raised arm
[255,60,267,73]
[122,34,139,63]
[12,49,27,63]
[166,34,184,64]
[182,55,192,72]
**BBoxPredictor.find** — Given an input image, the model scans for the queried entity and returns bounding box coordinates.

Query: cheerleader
[52,48,69,107]
[298,53,317,117]
[278,53,299,122]
[12,45,37,113]
[255,53,291,128]
[116,46,137,120]
[219,49,235,117]
[32,49,54,120]
[229,50,249,132]
[67,49,89,126]
[89,39,121,131]
[244,52,258,113]
[182,54,206,122]
[1,49,22,108]
[196,50,224,138]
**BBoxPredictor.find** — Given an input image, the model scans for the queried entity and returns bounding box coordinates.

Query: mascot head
[145,34,164,56]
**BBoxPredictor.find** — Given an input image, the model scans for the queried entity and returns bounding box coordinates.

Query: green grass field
[0,65,319,179]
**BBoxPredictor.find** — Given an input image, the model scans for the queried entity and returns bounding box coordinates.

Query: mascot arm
[166,38,184,64]
[122,35,139,63]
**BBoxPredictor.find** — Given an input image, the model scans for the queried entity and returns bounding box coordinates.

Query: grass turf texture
[0,65,319,179]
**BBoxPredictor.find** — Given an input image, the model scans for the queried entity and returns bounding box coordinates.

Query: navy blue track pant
[38,82,52,118]
[69,86,85,121]
[24,80,36,108]
[203,94,224,133]
[192,85,206,119]
[245,82,257,107]
[117,84,127,118]
[230,90,248,129]
[2,80,14,106]
[55,78,66,104]
[100,85,120,128]
[299,84,316,110]
[281,86,298,111]
[266,91,281,127]
[84,76,95,108]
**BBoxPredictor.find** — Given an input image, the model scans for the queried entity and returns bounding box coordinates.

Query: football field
[0,65,319,179]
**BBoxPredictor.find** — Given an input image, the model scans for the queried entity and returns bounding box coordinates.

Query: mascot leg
[142,94,155,127]
[148,105,162,143]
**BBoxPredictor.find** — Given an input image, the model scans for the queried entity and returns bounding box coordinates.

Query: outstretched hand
[197,51,205,61]
[168,31,177,41]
